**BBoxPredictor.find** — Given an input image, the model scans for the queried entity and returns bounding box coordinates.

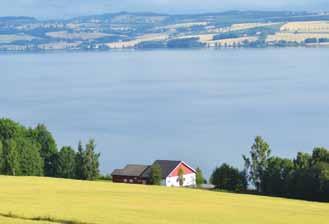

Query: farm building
[111,164,150,184]
[111,160,196,187]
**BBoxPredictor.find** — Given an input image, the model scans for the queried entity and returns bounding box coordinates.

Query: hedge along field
[0,176,328,224]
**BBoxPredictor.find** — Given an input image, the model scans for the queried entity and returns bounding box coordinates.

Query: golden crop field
[229,22,280,31]
[0,176,328,224]
[207,36,258,47]
[106,33,169,48]
[267,32,329,43]
[280,21,329,33]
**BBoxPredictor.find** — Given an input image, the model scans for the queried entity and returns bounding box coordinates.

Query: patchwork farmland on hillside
[1,11,329,51]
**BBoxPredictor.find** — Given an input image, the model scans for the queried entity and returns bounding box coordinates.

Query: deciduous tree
[211,163,246,192]
[30,124,58,177]
[195,167,205,186]
[178,168,184,186]
[243,136,271,192]
[57,146,76,178]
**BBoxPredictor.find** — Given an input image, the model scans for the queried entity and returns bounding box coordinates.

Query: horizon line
[0,9,327,21]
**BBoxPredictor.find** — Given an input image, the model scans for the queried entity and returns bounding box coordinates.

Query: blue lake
[1,48,329,177]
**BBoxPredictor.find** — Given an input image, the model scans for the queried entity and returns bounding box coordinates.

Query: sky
[0,0,328,19]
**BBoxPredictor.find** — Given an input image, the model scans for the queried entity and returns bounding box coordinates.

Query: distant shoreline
[1,45,328,55]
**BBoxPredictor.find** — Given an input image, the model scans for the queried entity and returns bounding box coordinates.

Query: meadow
[0,176,328,224]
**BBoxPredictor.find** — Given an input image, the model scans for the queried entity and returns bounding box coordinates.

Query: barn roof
[140,160,181,179]
[111,164,150,177]
[153,160,181,178]
[140,160,183,179]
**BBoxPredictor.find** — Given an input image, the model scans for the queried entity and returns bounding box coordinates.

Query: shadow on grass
[0,212,94,224]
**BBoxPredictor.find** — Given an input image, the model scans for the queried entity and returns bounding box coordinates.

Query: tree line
[2,118,328,202]
[210,136,329,202]
[0,118,100,180]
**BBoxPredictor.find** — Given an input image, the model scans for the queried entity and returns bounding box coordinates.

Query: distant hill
[0,176,328,224]
[0,16,37,23]
[0,11,329,52]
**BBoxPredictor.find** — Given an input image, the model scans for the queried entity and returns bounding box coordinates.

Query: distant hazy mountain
[0,0,328,19]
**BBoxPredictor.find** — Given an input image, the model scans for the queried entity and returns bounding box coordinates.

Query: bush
[211,163,247,192]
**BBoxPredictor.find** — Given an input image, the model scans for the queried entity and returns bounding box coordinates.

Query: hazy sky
[1,0,328,19]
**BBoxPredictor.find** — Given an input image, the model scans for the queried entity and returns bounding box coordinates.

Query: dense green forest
[211,136,329,202]
[0,118,100,180]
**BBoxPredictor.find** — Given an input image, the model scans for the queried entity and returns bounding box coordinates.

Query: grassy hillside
[0,176,328,224]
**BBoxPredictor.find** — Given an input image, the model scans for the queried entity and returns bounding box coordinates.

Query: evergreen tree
[82,140,100,180]
[75,141,85,179]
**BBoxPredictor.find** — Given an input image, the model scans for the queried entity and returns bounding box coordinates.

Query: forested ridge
[0,118,100,180]
[211,136,329,202]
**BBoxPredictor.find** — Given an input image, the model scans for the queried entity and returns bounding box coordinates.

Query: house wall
[164,173,196,187]
[169,163,194,177]
[112,175,149,184]
[163,162,196,187]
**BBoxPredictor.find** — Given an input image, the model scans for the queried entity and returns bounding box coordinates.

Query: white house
[149,160,197,187]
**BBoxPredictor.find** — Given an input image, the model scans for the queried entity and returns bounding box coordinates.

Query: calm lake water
[1,48,329,177]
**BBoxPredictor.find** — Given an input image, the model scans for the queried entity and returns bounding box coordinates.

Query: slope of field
[0,176,328,224]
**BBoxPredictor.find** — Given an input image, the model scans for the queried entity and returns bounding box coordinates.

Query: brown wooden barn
[111,164,151,184]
